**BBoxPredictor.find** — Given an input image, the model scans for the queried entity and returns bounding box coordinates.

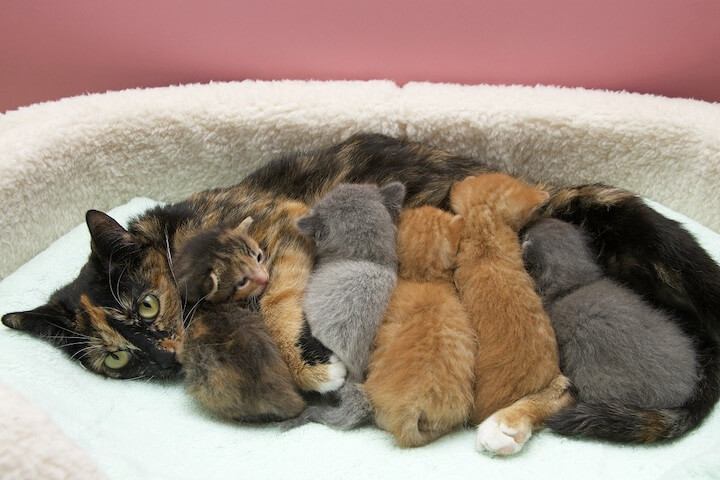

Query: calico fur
[174,216,269,305]
[364,206,476,447]
[3,134,719,432]
[523,218,701,442]
[451,173,573,455]
[179,301,305,422]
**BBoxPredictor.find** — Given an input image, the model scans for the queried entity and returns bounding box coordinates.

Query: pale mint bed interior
[0,197,718,480]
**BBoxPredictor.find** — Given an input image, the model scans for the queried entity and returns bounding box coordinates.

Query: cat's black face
[1,210,185,380]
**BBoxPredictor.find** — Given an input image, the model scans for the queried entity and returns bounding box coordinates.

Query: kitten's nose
[255,271,269,285]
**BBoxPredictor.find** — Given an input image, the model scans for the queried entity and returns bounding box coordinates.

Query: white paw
[315,354,347,393]
[475,414,531,456]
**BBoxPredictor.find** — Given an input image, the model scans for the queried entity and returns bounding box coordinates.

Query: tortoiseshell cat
[174,216,269,305]
[3,134,719,437]
[281,182,404,430]
[522,218,701,442]
[365,206,476,447]
[451,173,573,455]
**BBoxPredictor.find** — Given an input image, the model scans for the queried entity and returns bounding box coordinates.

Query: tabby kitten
[179,301,306,422]
[281,182,404,430]
[522,218,701,442]
[365,206,476,447]
[3,134,719,434]
[451,173,573,456]
[174,216,269,305]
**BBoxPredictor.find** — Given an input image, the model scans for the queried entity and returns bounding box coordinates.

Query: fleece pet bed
[1,81,719,479]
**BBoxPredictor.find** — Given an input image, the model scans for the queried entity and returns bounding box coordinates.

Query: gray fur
[522,218,699,408]
[279,383,372,431]
[284,182,404,430]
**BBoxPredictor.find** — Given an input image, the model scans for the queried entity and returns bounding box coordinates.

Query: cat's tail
[379,407,450,448]
[546,341,720,443]
[279,382,372,431]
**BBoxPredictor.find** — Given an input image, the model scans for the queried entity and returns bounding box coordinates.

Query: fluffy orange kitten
[451,173,573,456]
[364,206,476,447]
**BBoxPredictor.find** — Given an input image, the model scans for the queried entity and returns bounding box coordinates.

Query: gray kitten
[281,182,405,430]
[522,218,700,441]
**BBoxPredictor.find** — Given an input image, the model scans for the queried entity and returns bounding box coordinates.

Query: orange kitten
[365,206,477,447]
[451,173,573,456]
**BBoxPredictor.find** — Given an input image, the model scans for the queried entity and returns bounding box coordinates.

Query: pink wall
[2,0,720,112]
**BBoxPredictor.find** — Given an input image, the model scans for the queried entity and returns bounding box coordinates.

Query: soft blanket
[0,198,718,480]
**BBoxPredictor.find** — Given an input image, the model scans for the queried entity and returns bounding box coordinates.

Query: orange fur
[450,173,572,451]
[365,207,476,447]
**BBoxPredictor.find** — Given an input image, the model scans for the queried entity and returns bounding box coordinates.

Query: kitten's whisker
[165,228,188,330]
[183,294,209,334]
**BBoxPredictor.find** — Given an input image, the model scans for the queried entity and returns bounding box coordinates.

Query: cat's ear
[2,303,75,342]
[296,213,321,237]
[448,215,465,253]
[86,210,139,262]
[506,188,550,230]
[379,182,406,220]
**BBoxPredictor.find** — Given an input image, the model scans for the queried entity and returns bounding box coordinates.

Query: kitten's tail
[382,408,448,448]
[280,382,372,431]
[546,341,720,443]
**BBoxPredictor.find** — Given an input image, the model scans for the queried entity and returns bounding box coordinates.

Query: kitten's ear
[379,182,406,220]
[449,179,472,216]
[235,216,254,234]
[507,188,550,230]
[2,303,74,341]
[201,271,221,303]
[296,214,320,237]
[86,210,138,262]
[448,215,465,252]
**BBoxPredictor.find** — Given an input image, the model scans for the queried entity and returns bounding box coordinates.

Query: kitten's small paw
[315,354,347,393]
[475,414,531,456]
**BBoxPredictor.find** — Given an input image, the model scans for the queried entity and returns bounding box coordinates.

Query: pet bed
[0,81,718,480]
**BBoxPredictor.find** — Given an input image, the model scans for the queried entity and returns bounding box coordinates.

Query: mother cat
[3,134,720,439]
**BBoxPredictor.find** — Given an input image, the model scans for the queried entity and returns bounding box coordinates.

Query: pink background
[2,0,720,113]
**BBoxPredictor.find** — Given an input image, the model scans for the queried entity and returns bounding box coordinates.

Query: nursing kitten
[281,182,404,430]
[179,301,305,422]
[174,217,269,305]
[451,173,573,456]
[522,218,701,442]
[5,134,719,434]
[365,206,476,447]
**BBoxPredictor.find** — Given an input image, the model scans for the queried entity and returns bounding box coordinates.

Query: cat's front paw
[315,354,347,393]
[475,413,531,456]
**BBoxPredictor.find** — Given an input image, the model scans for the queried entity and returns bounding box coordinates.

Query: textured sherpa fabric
[0,80,718,278]
[0,382,106,480]
[0,197,718,480]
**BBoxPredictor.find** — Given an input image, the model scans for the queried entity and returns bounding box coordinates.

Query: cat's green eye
[138,294,160,320]
[104,350,131,370]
